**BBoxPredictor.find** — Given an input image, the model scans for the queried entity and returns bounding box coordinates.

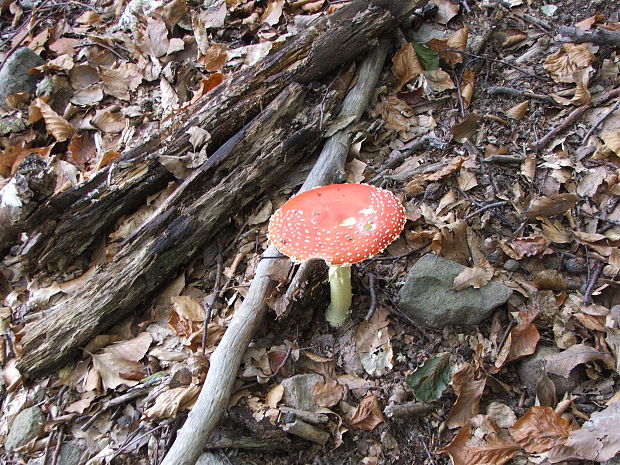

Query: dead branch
[558,26,620,47]
[533,86,620,149]
[158,38,392,465]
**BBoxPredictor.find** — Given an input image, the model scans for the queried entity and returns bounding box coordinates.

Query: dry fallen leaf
[548,401,620,462]
[349,395,384,431]
[505,100,529,120]
[36,98,76,141]
[453,265,493,291]
[525,193,579,219]
[439,422,520,465]
[543,44,596,83]
[392,42,423,91]
[509,406,572,453]
[427,27,469,67]
[446,364,486,429]
[545,343,615,378]
[91,352,143,391]
[143,384,201,419]
[311,378,344,408]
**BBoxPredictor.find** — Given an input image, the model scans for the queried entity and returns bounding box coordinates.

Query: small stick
[487,86,554,103]
[481,155,524,164]
[497,318,518,354]
[50,426,64,465]
[271,344,292,378]
[558,26,620,47]
[41,430,54,465]
[383,401,434,418]
[583,260,605,304]
[279,407,329,424]
[534,87,620,149]
[365,273,378,321]
[444,48,549,81]
[73,41,128,61]
[464,201,509,221]
[202,255,223,356]
[583,99,620,144]
[281,419,329,445]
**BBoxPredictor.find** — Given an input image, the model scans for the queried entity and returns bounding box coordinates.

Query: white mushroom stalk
[268,184,406,327]
[325,264,352,327]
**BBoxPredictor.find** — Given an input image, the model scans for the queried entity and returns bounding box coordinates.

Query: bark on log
[159,38,391,465]
[17,83,339,380]
[19,0,424,273]
[558,26,620,47]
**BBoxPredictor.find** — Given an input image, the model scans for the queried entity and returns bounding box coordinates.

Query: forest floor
[1,0,619,464]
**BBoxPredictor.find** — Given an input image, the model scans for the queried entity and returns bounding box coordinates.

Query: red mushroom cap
[268,184,406,265]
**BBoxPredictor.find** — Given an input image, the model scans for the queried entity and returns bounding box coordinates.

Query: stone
[281,374,323,411]
[397,254,512,329]
[503,259,520,272]
[518,346,586,397]
[5,406,45,452]
[0,48,44,108]
[29,440,84,465]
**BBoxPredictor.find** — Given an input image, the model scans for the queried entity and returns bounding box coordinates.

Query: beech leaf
[406,353,450,403]
[36,98,76,141]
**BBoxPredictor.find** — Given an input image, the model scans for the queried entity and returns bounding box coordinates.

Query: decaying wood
[19,0,425,273]
[558,26,620,47]
[159,39,391,465]
[0,155,55,253]
[281,419,330,445]
[17,82,338,380]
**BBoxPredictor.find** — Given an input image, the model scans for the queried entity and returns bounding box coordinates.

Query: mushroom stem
[325,264,352,327]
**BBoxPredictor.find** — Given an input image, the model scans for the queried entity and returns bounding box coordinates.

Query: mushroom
[268,183,406,327]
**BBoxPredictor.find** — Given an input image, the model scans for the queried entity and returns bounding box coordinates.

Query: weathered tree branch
[558,26,620,47]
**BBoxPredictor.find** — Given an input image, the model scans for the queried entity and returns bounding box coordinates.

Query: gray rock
[6,406,45,452]
[281,374,323,411]
[0,48,44,108]
[397,254,512,329]
[503,259,520,272]
[518,346,586,397]
[28,440,84,465]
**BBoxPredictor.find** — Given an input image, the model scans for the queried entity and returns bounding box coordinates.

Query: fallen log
[19,0,424,273]
[159,38,391,465]
[17,82,339,379]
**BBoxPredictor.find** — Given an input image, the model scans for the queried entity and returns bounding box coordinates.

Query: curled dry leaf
[143,384,201,419]
[460,69,475,108]
[453,265,493,291]
[311,378,344,408]
[525,193,579,219]
[261,0,284,26]
[439,422,520,465]
[601,130,620,155]
[91,352,144,391]
[545,343,615,378]
[36,98,76,142]
[422,69,455,93]
[432,0,460,24]
[105,332,153,362]
[505,100,529,120]
[543,44,596,83]
[509,406,572,453]
[427,27,469,67]
[349,395,384,431]
[548,401,620,462]
[447,364,486,429]
[392,42,423,91]
[266,383,284,408]
[506,236,546,258]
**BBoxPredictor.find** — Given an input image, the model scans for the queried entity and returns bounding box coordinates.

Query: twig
[464,201,510,221]
[364,273,378,321]
[202,255,223,356]
[444,49,549,81]
[50,426,63,465]
[487,86,554,104]
[534,87,620,149]
[481,155,524,164]
[583,99,620,144]
[74,41,128,61]
[497,318,518,354]
[583,260,604,304]
[109,424,167,461]
[272,344,292,378]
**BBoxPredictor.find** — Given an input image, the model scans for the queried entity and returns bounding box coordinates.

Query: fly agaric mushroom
[268,184,406,327]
